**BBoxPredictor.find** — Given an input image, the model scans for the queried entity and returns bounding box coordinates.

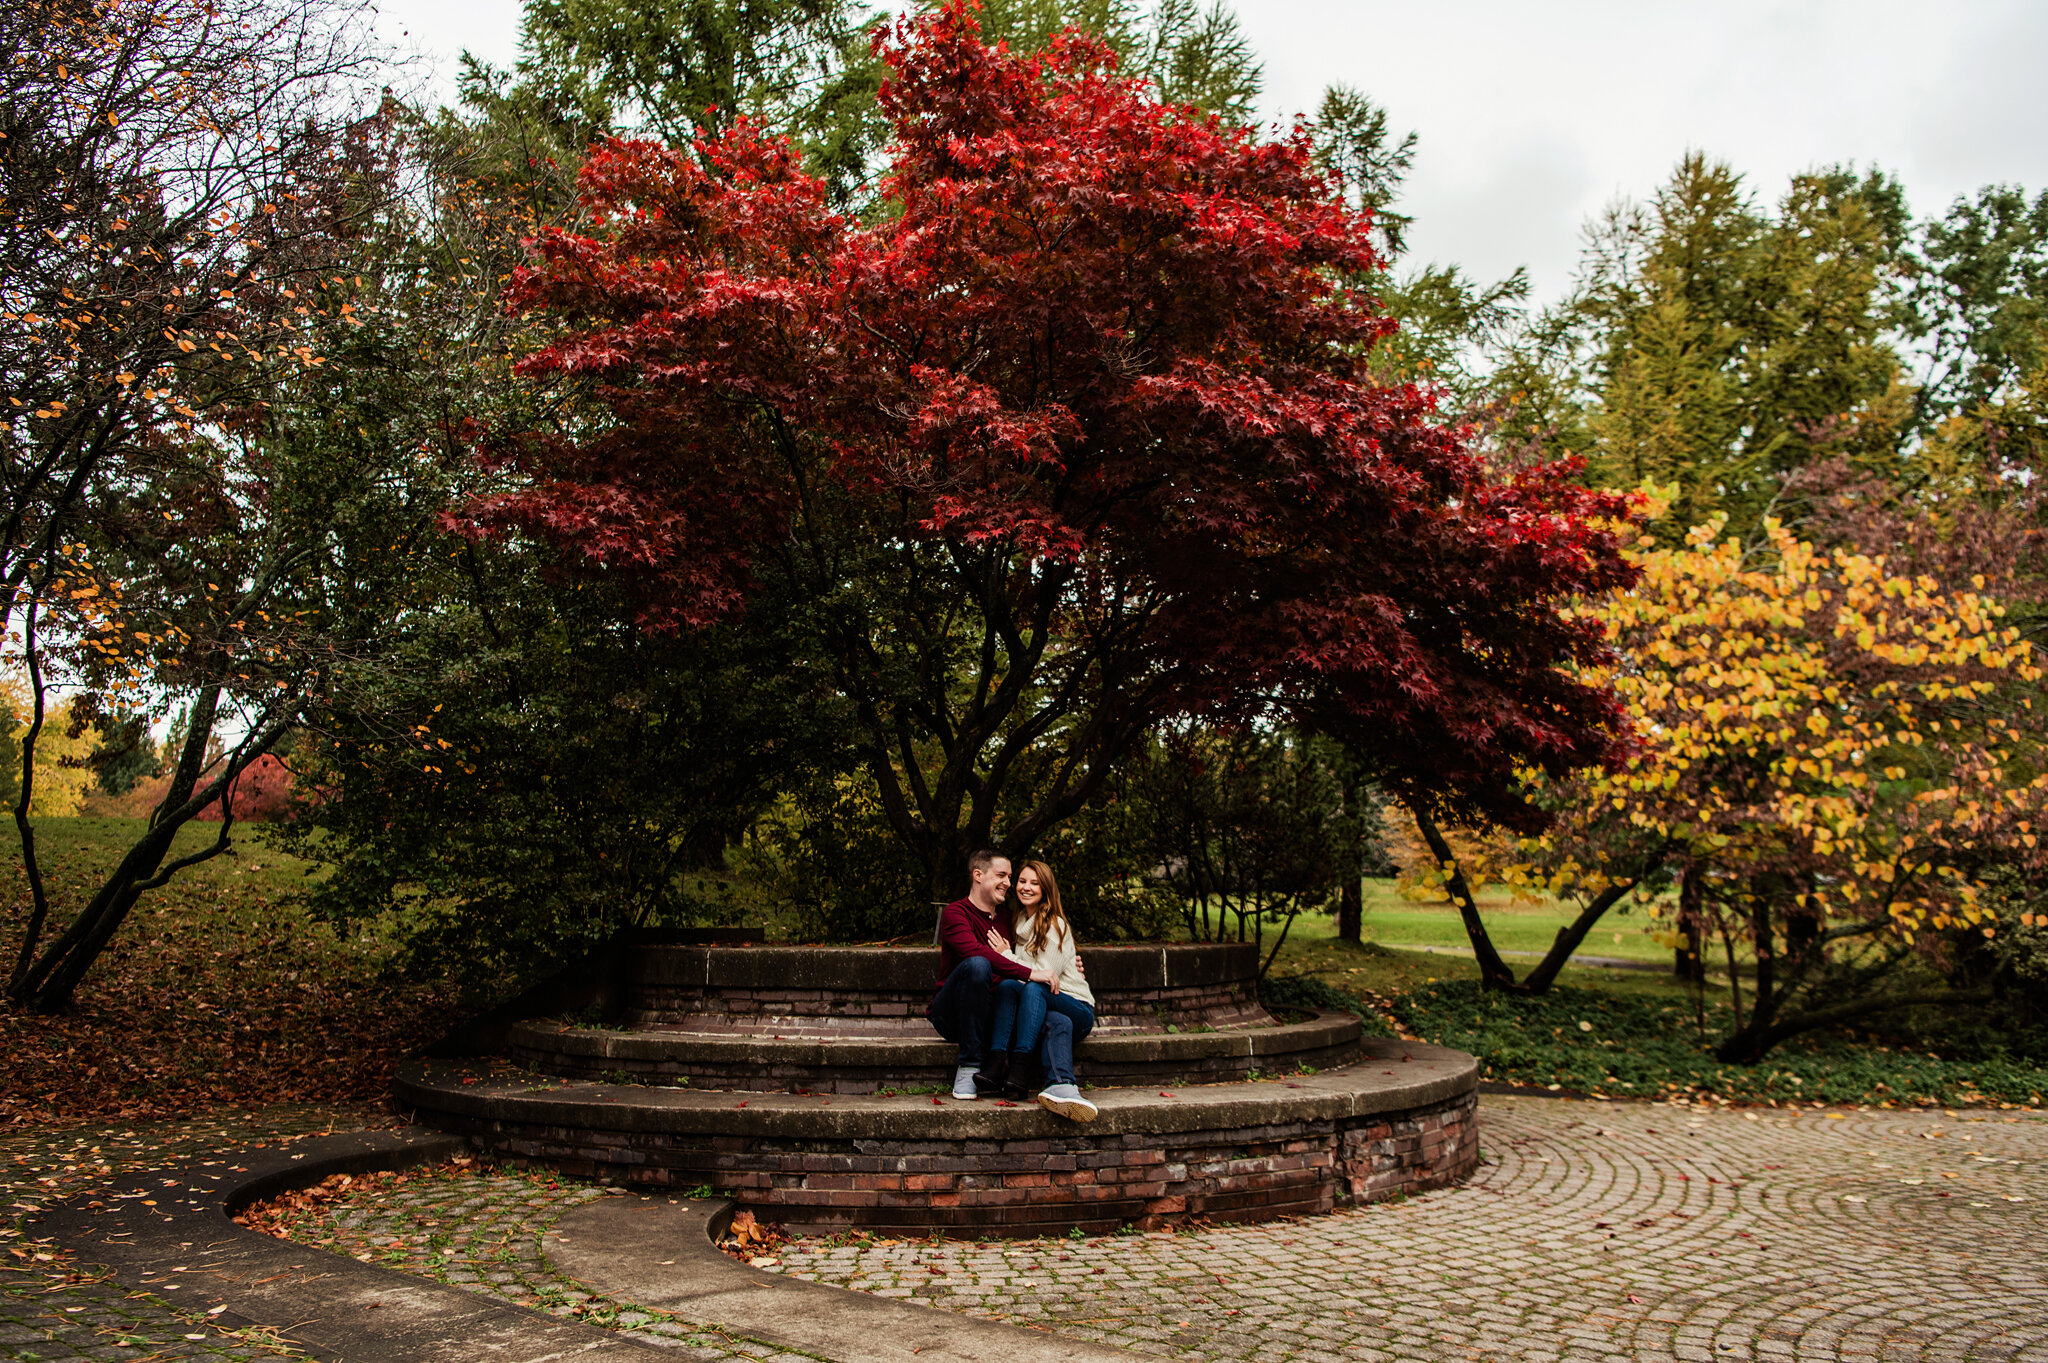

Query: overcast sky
[368,0,2048,305]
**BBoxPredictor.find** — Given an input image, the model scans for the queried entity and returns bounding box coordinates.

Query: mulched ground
[2,818,463,1128]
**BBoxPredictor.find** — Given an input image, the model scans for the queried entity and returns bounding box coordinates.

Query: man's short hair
[966,847,1007,875]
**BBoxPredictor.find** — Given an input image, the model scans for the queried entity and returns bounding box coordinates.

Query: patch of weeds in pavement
[1397,980,2048,1107]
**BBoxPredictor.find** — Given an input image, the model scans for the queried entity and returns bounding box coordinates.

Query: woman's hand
[985,927,1010,954]
[1031,966,1060,994]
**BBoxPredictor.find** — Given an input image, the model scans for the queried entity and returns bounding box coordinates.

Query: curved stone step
[503,1008,1363,1092]
[394,1039,1480,1235]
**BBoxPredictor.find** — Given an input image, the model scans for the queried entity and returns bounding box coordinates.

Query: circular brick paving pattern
[15,1096,2040,1362]
[767,1095,2048,1362]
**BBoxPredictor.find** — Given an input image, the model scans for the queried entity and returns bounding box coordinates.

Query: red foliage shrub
[195,753,296,822]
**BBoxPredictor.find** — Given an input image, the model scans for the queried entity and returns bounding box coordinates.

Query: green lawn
[1,816,454,1125]
[1268,917,1702,1007]
[1291,878,1678,965]
[1253,893,2048,1109]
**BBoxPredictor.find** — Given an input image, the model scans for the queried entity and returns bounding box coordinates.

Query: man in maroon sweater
[928,848,1050,1100]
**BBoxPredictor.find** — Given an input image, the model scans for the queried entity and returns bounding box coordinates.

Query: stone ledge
[508,1007,1359,1069]
[628,942,1260,993]
[398,1040,1481,1234]
[399,1037,1471,1141]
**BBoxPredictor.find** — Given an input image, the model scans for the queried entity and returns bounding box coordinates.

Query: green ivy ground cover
[1394,981,2048,1108]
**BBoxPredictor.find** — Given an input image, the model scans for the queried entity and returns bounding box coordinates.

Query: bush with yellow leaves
[1509,513,2048,1062]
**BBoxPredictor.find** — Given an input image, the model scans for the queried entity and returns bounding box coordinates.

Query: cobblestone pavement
[0,1106,389,1362]
[18,1097,2043,1362]
[262,1163,824,1363]
[766,1095,2048,1363]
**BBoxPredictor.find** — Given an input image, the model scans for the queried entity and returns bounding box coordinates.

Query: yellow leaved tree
[1400,503,2048,1056]
[1480,514,2048,1061]
[0,671,101,818]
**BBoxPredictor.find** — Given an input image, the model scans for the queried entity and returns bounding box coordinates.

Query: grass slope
[0,818,456,1127]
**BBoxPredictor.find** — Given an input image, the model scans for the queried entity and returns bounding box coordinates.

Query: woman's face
[1014,868,1043,910]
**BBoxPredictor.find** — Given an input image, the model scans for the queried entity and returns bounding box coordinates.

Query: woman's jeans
[990,979,1094,1087]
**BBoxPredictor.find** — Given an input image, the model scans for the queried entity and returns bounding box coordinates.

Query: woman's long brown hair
[1015,859,1071,956]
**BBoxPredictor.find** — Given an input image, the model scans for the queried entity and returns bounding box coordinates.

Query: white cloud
[367,0,523,103]
[1239,0,2048,301]
[367,0,2048,301]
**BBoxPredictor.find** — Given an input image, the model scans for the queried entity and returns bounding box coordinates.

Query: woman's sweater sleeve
[1040,923,1095,1007]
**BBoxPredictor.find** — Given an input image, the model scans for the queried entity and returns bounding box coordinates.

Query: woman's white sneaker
[952,1066,982,1100]
[1037,1084,1097,1122]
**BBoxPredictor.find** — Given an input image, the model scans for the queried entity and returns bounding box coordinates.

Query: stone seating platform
[499,940,1364,1090]
[504,1009,1362,1093]
[401,934,1482,1234]
[395,1038,1481,1236]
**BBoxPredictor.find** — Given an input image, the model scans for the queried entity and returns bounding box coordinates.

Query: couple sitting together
[926,848,1098,1122]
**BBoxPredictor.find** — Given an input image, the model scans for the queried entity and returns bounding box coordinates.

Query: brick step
[394,1040,1481,1236]
[502,1009,1364,1093]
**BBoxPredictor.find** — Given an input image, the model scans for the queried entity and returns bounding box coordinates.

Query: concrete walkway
[8,1118,1128,1363]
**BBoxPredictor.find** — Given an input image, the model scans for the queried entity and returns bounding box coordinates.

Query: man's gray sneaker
[952,1066,982,1099]
[1037,1083,1097,1122]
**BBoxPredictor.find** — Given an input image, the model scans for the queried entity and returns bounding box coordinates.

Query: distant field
[1258,878,1677,965]
[1366,883,1668,962]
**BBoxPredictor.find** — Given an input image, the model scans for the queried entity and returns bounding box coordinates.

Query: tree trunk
[1674,871,1705,983]
[1517,881,1636,995]
[1406,802,1518,992]
[7,598,54,993]
[10,694,288,1013]
[1338,875,1361,943]
[1714,989,1993,1063]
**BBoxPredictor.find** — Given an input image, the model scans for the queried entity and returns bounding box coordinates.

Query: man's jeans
[926,955,996,1067]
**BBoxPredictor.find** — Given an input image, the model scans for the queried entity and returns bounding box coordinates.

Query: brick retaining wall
[396,1044,1481,1237]
[432,1091,1476,1235]
[626,981,1267,1032]
[622,944,1272,1033]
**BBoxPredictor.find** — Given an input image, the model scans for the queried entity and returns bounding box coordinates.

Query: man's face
[972,857,1012,907]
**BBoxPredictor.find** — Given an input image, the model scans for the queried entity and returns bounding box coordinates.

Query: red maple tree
[194,753,298,823]
[463,6,1641,897]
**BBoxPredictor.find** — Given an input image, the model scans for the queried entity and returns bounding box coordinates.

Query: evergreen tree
[1909,184,2048,433]
[1304,85,1529,405]
[461,0,887,207]
[1560,154,1911,542]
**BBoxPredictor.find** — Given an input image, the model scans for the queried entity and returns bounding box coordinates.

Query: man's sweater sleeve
[938,903,1033,980]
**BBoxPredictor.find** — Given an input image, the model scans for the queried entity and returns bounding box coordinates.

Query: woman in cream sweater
[980,859,1097,1121]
